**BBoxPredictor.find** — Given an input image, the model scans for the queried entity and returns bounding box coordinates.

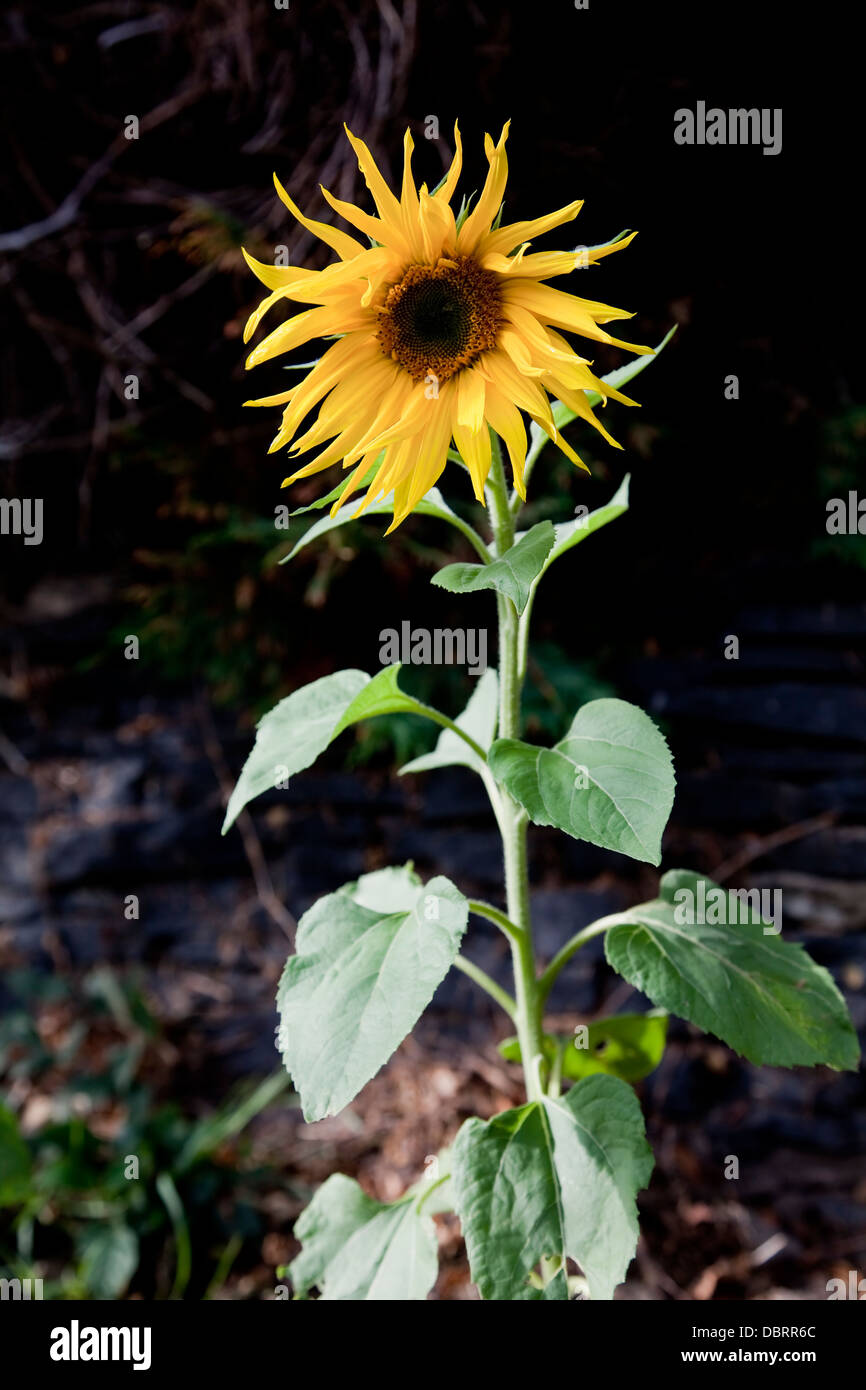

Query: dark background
[0,0,864,1300]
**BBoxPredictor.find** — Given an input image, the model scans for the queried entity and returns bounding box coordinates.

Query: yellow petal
[242,248,307,292]
[266,335,381,452]
[498,328,545,377]
[356,439,413,514]
[319,183,410,259]
[481,249,584,279]
[504,282,654,354]
[273,175,364,261]
[434,122,463,204]
[484,382,528,497]
[479,199,583,259]
[243,386,299,408]
[329,453,381,516]
[387,383,456,526]
[418,186,455,262]
[245,298,371,369]
[584,230,639,263]
[547,382,623,449]
[457,367,486,433]
[478,349,556,434]
[452,418,492,502]
[344,126,403,225]
[456,122,510,255]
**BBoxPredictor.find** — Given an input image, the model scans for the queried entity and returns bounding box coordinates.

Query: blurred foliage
[523,641,617,742]
[812,406,866,571]
[0,969,292,1299]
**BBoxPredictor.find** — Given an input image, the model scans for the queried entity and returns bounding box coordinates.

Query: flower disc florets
[376,256,502,384]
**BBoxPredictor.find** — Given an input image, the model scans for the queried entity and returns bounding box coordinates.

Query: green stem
[486,436,546,1102]
[441,511,493,563]
[415,705,489,763]
[415,1171,451,1214]
[453,954,516,1019]
[517,589,535,683]
[548,1038,565,1100]
[204,1233,243,1300]
[468,899,522,943]
[536,914,622,1007]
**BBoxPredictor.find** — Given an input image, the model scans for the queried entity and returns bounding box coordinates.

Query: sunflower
[243,123,650,529]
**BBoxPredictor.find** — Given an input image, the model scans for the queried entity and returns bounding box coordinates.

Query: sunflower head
[243,123,650,529]
[375,255,501,384]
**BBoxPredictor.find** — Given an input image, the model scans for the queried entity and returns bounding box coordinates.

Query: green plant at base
[0,971,291,1299]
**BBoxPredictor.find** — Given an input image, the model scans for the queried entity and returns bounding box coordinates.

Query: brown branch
[712,811,838,885]
[197,694,297,945]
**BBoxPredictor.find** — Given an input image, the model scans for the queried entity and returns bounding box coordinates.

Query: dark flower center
[376,256,501,383]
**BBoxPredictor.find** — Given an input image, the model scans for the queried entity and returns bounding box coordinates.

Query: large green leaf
[499,1010,668,1084]
[222,669,366,832]
[432,521,555,615]
[605,870,860,1070]
[223,665,456,832]
[278,865,468,1121]
[290,1173,438,1301]
[284,485,459,560]
[488,697,675,865]
[400,669,498,779]
[332,663,436,736]
[452,1074,653,1301]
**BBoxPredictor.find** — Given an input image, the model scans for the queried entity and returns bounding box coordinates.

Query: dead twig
[712,811,838,884]
[197,694,296,944]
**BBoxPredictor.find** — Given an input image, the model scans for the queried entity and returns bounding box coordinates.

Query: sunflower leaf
[553,325,677,425]
[454,190,477,232]
[222,665,461,832]
[282,486,459,560]
[399,669,498,778]
[289,455,384,515]
[222,669,368,833]
[519,476,630,625]
[542,473,630,574]
[451,1075,653,1301]
[431,521,555,615]
[278,865,468,1120]
[498,1011,668,1084]
[290,1173,438,1301]
[488,697,675,865]
[604,870,861,1070]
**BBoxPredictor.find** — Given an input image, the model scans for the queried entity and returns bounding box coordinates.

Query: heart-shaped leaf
[488,697,675,865]
[222,669,368,832]
[278,865,468,1120]
[452,1074,653,1301]
[432,521,555,615]
[605,870,860,1070]
[290,1173,438,1301]
[223,665,460,832]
